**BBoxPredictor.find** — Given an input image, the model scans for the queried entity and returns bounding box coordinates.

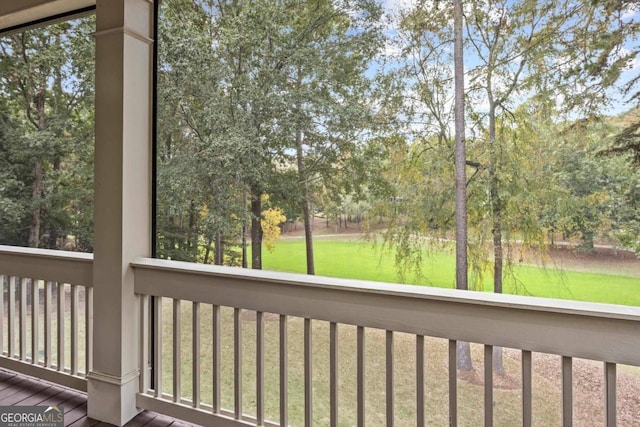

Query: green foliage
[155,0,384,265]
[0,17,95,250]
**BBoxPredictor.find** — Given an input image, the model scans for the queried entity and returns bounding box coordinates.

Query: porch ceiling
[0,0,95,32]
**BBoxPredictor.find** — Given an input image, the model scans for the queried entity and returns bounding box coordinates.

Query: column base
[87,369,141,426]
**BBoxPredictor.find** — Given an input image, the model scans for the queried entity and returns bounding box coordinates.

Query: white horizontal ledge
[132,257,640,366]
[0,245,93,286]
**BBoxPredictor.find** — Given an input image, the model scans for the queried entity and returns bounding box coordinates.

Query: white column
[88,0,153,425]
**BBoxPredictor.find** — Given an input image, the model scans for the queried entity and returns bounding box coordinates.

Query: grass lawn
[262,238,640,307]
[162,303,569,426]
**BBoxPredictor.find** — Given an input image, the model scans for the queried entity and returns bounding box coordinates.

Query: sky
[376,0,640,118]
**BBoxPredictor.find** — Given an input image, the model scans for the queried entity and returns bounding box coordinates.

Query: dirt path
[534,245,640,277]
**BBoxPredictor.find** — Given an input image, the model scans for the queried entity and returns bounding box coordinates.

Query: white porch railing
[132,257,640,427]
[0,247,638,425]
[0,245,93,392]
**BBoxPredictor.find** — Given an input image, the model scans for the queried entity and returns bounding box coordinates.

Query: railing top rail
[133,257,640,366]
[0,245,93,286]
[0,245,93,261]
[132,257,640,322]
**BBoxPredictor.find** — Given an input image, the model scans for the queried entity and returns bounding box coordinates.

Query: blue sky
[377,0,640,117]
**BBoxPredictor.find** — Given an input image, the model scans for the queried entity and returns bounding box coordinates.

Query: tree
[0,17,95,250]
[375,1,457,273]
[277,0,383,274]
[550,114,640,252]
[460,0,638,372]
[465,0,567,297]
[156,0,275,265]
[156,0,383,271]
[463,0,640,284]
[453,0,473,372]
[595,1,640,172]
[375,0,640,374]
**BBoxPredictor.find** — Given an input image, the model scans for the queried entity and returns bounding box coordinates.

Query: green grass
[262,238,640,306]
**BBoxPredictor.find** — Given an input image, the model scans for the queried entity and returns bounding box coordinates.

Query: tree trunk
[29,86,49,249]
[293,66,315,276]
[46,158,62,249]
[242,191,248,268]
[242,223,248,268]
[579,231,595,252]
[488,103,506,375]
[491,184,504,294]
[296,129,315,275]
[250,192,263,269]
[453,0,473,371]
[301,200,314,275]
[28,160,43,248]
[214,233,224,265]
[204,237,213,264]
[47,228,59,249]
[454,0,468,294]
[188,201,198,259]
[457,341,473,371]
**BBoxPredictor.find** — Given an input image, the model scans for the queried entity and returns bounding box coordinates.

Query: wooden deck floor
[0,369,198,427]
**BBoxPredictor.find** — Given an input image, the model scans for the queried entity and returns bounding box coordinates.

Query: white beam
[88,0,152,425]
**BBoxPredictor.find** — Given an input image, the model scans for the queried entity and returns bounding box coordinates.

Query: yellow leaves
[198,204,208,219]
[586,191,609,206]
[261,207,286,252]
